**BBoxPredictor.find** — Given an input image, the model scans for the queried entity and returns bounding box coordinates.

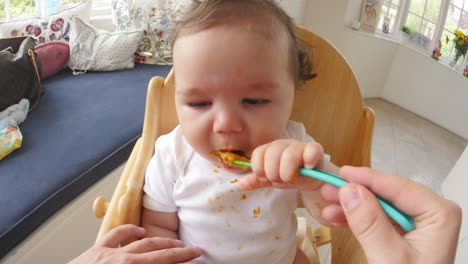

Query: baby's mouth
[216,150,250,171]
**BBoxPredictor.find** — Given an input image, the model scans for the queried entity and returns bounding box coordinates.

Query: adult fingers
[322,203,346,225]
[96,224,145,248]
[339,166,445,221]
[320,183,340,202]
[137,246,203,264]
[123,237,184,254]
[339,183,405,262]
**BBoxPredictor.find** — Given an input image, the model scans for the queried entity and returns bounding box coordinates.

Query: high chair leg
[297,216,321,264]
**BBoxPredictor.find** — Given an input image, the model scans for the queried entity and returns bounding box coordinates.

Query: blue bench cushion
[0,64,172,258]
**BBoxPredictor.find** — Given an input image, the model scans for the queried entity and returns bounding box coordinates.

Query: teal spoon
[233,160,415,232]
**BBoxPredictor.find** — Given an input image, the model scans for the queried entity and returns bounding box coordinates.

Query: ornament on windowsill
[463,66,468,78]
[431,40,442,61]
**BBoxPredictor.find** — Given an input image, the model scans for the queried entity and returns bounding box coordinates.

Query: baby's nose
[213,110,243,134]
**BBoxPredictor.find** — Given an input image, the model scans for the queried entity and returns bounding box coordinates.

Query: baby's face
[173,23,295,172]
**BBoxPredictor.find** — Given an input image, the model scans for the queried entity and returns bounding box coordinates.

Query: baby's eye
[242,98,271,105]
[188,101,212,108]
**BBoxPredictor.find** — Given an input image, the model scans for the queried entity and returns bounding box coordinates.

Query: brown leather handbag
[0,36,42,112]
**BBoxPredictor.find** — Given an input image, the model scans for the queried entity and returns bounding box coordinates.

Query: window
[404,0,443,41]
[1,0,98,22]
[354,0,468,65]
[378,0,402,34]
[439,0,468,59]
[1,0,39,21]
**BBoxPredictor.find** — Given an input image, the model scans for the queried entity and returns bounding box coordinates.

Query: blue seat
[0,64,171,258]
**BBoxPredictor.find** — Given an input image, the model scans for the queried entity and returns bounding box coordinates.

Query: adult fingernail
[341,185,360,211]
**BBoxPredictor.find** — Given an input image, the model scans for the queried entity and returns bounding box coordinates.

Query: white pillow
[68,16,144,73]
[111,0,194,65]
[0,0,91,43]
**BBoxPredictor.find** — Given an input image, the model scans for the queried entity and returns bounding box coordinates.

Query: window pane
[424,0,442,22]
[446,5,462,28]
[440,29,456,57]
[0,0,6,21]
[393,0,401,5]
[410,0,426,16]
[421,20,436,38]
[10,0,35,19]
[461,11,468,29]
[452,0,464,9]
[378,4,389,31]
[389,6,398,32]
[406,12,423,32]
[464,0,468,12]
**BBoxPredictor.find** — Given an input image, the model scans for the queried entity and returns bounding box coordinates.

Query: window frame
[377,0,465,64]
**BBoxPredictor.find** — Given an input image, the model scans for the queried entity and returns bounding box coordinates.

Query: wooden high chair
[93,26,374,264]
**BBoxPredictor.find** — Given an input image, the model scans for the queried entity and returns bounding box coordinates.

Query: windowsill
[345,26,467,79]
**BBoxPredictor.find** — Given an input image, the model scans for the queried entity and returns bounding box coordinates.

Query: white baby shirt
[143,120,315,264]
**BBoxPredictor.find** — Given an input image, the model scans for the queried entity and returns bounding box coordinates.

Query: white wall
[303,0,399,98]
[383,45,468,139]
[303,0,468,140]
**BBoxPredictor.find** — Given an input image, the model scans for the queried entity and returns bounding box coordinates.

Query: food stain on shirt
[217,205,225,213]
[274,236,281,240]
[213,169,219,173]
[225,219,231,228]
[253,206,261,218]
[230,179,238,184]
[208,197,213,204]
[241,194,247,200]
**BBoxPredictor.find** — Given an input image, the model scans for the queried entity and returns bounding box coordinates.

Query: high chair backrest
[94,26,374,264]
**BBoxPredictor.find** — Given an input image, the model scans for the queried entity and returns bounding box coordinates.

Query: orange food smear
[275,236,281,240]
[253,206,261,218]
[217,151,249,166]
[241,194,247,200]
[213,169,219,173]
[230,179,239,184]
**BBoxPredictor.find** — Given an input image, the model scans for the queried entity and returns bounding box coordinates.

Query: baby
[142,0,341,263]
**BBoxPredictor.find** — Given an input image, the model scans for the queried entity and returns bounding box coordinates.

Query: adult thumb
[339,183,404,262]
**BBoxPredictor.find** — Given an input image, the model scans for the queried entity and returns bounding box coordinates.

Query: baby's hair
[171,0,316,86]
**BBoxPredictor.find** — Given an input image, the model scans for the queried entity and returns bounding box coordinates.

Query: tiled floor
[297,98,468,263]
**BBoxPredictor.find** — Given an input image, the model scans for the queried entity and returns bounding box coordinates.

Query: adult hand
[321,166,462,264]
[69,224,204,264]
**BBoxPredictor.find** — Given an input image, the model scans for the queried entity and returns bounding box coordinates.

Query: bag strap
[27,49,42,112]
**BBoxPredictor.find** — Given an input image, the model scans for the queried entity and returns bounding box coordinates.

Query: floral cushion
[112,0,194,65]
[0,1,91,44]
[68,16,144,73]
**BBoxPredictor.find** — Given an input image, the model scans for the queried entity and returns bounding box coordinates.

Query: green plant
[401,25,412,35]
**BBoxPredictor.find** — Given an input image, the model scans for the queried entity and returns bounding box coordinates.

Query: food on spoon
[216,150,250,169]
